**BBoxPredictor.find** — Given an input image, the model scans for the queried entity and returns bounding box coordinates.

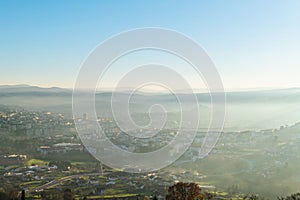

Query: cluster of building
[0,108,73,135]
[38,143,84,155]
[0,154,27,165]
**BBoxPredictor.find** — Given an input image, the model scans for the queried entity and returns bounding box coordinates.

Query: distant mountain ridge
[0,84,300,104]
[0,85,71,94]
[0,85,299,131]
[0,84,299,95]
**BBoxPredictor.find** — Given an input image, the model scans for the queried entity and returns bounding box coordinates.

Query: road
[29,172,105,193]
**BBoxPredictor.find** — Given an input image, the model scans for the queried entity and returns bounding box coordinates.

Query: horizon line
[0,83,300,93]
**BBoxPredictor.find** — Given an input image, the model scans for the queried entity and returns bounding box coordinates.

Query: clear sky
[0,0,299,90]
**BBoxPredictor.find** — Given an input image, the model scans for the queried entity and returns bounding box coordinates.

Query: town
[1,105,300,199]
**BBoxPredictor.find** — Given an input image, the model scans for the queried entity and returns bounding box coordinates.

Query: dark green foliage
[0,191,9,200]
[278,193,300,200]
[243,194,266,200]
[49,160,71,170]
[63,189,74,200]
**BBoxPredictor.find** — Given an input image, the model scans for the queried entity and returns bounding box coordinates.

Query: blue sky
[0,0,299,90]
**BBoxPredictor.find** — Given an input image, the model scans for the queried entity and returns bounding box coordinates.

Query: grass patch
[26,158,48,166]
[39,151,97,162]
[1,164,19,169]
[71,162,97,168]
[105,188,125,195]
[20,180,43,186]
[86,193,138,199]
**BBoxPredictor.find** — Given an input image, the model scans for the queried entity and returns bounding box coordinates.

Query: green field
[26,158,48,166]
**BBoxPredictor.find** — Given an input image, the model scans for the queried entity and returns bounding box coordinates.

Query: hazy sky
[0,0,299,90]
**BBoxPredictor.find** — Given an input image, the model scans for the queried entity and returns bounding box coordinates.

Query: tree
[0,191,9,200]
[8,188,19,200]
[166,182,205,200]
[63,189,74,200]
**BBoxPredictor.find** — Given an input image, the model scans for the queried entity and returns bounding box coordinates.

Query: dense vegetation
[0,182,300,200]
